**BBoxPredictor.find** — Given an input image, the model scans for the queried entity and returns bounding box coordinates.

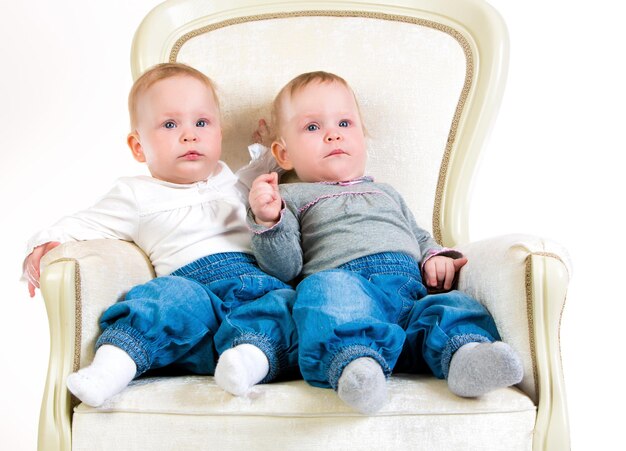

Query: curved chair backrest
[131,0,508,246]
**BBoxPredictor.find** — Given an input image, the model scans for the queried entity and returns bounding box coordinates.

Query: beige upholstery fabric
[72,375,535,451]
[41,239,155,369]
[456,234,571,403]
[176,15,467,235]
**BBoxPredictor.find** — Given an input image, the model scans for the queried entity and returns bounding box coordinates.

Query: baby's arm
[247,180,303,282]
[249,172,282,227]
[23,241,61,297]
[23,179,138,296]
[380,183,466,291]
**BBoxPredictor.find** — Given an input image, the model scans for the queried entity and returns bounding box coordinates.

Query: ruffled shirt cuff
[246,203,286,234]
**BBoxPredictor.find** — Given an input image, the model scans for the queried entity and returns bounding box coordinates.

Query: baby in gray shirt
[244,71,523,414]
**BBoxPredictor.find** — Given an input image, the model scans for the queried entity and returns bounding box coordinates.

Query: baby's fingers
[252,119,272,145]
[433,260,452,289]
[442,262,456,291]
[424,261,439,288]
[25,258,40,297]
[24,241,60,297]
[253,190,277,207]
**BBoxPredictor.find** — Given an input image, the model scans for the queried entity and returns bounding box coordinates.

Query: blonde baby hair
[128,63,219,130]
[270,71,365,140]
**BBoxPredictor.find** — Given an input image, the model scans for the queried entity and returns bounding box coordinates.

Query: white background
[1,1,623,449]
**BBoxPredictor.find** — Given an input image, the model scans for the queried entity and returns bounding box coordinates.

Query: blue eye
[196,119,207,127]
[339,120,349,127]
[164,121,176,129]
[306,124,319,132]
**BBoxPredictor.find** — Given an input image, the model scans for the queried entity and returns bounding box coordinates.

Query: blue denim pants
[293,252,500,389]
[96,252,297,382]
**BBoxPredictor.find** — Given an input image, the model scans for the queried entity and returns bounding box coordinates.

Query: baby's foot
[214,344,269,396]
[337,357,387,414]
[447,341,523,397]
[66,345,136,407]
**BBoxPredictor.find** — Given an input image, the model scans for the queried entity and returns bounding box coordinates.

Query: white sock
[447,341,523,397]
[337,357,387,414]
[66,344,137,407]
[214,344,269,396]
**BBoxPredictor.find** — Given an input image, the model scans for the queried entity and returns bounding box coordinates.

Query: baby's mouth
[326,149,347,157]
[180,150,204,160]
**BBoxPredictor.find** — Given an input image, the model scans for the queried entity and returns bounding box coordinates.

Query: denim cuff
[327,345,391,390]
[96,325,152,376]
[440,333,492,378]
[232,333,283,383]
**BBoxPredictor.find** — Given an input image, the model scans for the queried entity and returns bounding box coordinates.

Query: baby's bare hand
[423,255,467,292]
[24,241,61,297]
[249,172,282,227]
[252,119,273,147]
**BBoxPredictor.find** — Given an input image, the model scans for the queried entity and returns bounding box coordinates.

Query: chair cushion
[72,375,535,450]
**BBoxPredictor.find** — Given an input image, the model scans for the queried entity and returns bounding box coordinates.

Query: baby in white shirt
[23,63,298,406]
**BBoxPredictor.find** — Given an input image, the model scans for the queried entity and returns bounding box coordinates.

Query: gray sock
[337,357,387,414]
[447,341,523,397]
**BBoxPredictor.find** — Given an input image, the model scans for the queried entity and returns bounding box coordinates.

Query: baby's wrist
[254,218,279,228]
[252,209,280,228]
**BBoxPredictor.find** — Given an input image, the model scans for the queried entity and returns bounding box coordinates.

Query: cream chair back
[132,0,508,245]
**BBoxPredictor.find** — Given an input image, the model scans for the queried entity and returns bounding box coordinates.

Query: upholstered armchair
[37,0,571,450]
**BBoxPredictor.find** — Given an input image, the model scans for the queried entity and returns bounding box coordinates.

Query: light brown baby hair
[128,63,219,130]
[270,71,365,139]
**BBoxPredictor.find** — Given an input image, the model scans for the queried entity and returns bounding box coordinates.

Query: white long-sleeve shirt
[26,161,252,277]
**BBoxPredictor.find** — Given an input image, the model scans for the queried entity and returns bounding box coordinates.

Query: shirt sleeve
[25,179,139,256]
[382,184,464,263]
[247,199,303,283]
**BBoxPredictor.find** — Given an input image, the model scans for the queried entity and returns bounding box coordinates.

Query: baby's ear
[271,140,294,171]
[128,132,146,163]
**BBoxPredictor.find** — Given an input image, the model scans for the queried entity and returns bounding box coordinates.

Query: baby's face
[130,75,222,184]
[274,81,366,183]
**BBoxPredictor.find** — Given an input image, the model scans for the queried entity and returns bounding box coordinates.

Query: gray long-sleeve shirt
[248,177,455,282]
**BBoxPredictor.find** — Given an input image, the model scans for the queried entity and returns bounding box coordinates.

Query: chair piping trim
[73,261,82,373]
[52,257,83,411]
[169,10,474,244]
[524,256,539,398]
[72,259,82,410]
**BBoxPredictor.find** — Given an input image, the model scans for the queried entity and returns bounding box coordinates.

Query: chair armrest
[455,233,571,450]
[38,239,154,451]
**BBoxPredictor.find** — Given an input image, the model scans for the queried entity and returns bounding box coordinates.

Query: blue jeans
[96,252,298,382]
[293,252,500,389]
